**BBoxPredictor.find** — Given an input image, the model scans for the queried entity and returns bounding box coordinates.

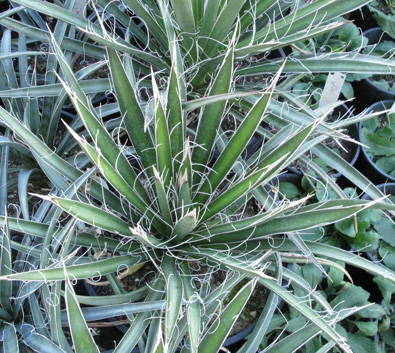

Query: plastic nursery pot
[353,28,395,109]
[358,100,395,184]
[349,5,378,31]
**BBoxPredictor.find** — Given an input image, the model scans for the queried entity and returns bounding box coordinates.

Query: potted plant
[358,100,395,183]
[1,1,395,352]
[369,0,395,39]
[353,27,395,108]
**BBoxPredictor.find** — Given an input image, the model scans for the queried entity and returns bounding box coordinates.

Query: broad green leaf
[353,320,378,336]
[347,332,381,353]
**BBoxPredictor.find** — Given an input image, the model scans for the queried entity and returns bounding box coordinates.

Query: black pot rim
[358,100,395,183]
[361,182,395,200]
[363,28,395,98]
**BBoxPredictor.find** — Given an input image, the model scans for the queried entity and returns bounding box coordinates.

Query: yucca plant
[1,27,395,352]
[1,0,395,352]
[1,0,395,201]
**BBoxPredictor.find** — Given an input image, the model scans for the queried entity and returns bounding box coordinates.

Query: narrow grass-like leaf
[152,72,172,186]
[237,53,395,77]
[64,125,166,231]
[201,0,247,58]
[3,324,19,353]
[16,322,66,353]
[153,167,173,227]
[73,286,148,306]
[65,272,100,353]
[196,200,378,244]
[239,0,370,46]
[195,66,282,205]
[0,78,112,98]
[162,255,183,344]
[199,0,221,41]
[258,276,353,353]
[54,44,151,205]
[263,307,361,353]
[198,279,256,353]
[5,104,128,220]
[113,277,165,353]
[214,238,395,283]
[0,131,10,217]
[238,253,282,353]
[179,261,200,353]
[199,118,320,221]
[108,48,156,174]
[94,0,158,54]
[1,254,146,281]
[39,195,133,237]
[122,0,168,49]
[13,0,167,69]
[167,62,185,177]
[192,45,234,187]
[41,0,72,146]
[0,213,12,313]
[28,293,51,338]
[145,316,164,353]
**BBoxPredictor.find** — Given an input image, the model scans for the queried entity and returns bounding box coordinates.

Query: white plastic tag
[319,72,346,108]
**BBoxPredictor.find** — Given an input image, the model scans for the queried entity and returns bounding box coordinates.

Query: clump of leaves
[369,0,395,39]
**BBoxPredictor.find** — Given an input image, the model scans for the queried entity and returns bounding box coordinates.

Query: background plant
[369,0,395,39]
[361,106,395,178]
